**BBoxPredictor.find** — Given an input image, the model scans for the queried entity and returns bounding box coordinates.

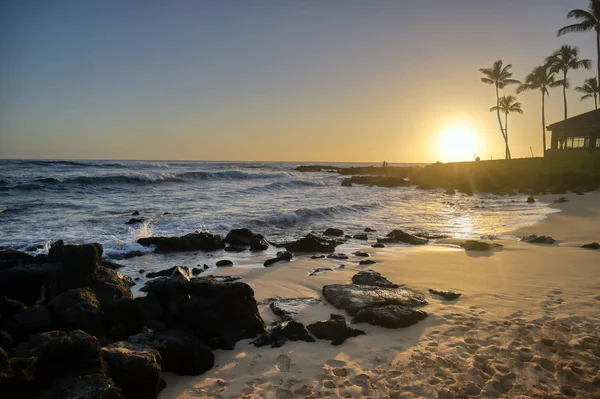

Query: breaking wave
[259,202,381,225]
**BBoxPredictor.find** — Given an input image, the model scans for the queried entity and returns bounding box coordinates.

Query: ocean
[0,160,558,278]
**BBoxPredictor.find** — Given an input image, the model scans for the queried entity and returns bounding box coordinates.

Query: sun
[438,122,480,162]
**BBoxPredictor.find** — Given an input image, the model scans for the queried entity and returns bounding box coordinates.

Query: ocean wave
[241,180,327,193]
[260,202,381,225]
[1,170,290,190]
[177,170,289,180]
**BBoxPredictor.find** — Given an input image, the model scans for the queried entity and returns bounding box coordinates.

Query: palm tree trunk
[595,94,598,110]
[596,28,600,88]
[505,113,509,158]
[563,71,568,120]
[495,85,509,159]
[542,92,546,155]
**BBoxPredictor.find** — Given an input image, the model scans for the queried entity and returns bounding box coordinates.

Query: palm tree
[557,1,600,85]
[546,45,592,120]
[479,60,520,159]
[517,66,560,154]
[575,77,600,109]
[490,96,523,156]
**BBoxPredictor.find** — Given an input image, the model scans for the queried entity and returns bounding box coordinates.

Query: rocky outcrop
[377,230,428,245]
[351,270,398,288]
[125,218,144,225]
[352,305,427,329]
[306,315,365,346]
[461,240,503,251]
[261,297,322,322]
[48,288,103,336]
[101,341,164,399]
[429,289,462,301]
[323,228,344,237]
[35,374,125,399]
[264,251,293,267]
[520,235,556,244]
[526,196,535,203]
[224,228,269,252]
[581,242,599,250]
[140,276,265,351]
[137,232,225,253]
[359,259,376,265]
[322,283,427,316]
[285,234,337,253]
[252,321,315,348]
[327,253,348,260]
[353,251,369,257]
[216,260,233,267]
[146,266,192,280]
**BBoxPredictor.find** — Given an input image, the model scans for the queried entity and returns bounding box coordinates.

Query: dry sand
[161,191,600,399]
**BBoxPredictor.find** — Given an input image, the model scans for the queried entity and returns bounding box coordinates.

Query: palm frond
[504,79,521,85]
[558,22,596,36]
[516,84,533,94]
[580,94,593,100]
[489,106,501,113]
[574,59,593,69]
[565,8,595,21]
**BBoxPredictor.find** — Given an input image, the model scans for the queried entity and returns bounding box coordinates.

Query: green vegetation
[575,77,600,109]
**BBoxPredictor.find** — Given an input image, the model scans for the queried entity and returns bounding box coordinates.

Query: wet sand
[161,191,600,399]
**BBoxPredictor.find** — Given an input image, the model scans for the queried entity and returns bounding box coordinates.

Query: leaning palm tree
[575,77,600,109]
[517,66,561,154]
[490,96,523,156]
[479,60,520,159]
[557,1,600,84]
[546,45,592,120]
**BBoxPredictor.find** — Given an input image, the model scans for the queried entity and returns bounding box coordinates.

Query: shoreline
[159,190,600,398]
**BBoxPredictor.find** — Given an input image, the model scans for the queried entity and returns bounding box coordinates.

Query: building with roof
[546,109,600,156]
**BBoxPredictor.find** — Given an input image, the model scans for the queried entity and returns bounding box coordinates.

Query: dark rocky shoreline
[1,222,596,398]
[296,159,600,195]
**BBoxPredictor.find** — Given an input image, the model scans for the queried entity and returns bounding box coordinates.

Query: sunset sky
[1,0,598,162]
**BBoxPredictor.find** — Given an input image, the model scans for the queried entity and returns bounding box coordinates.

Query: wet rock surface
[252,321,315,348]
[323,282,427,316]
[146,266,192,279]
[261,297,322,322]
[137,232,225,253]
[327,253,348,260]
[428,289,462,301]
[285,234,337,253]
[0,239,271,399]
[351,270,398,288]
[461,240,503,251]
[352,305,428,329]
[520,235,556,244]
[323,228,344,237]
[101,341,164,399]
[307,315,365,346]
[581,242,600,250]
[377,230,428,245]
[264,251,293,267]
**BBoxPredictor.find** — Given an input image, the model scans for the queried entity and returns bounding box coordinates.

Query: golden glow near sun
[437,122,480,162]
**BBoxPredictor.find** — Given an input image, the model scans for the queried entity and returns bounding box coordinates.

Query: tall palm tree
[490,96,523,156]
[517,66,560,154]
[546,45,592,120]
[557,1,600,84]
[479,60,520,159]
[575,77,600,109]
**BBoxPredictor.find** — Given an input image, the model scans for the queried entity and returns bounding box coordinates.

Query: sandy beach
[160,191,600,399]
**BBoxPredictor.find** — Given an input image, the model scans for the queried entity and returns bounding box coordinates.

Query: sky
[0,0,598,162]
